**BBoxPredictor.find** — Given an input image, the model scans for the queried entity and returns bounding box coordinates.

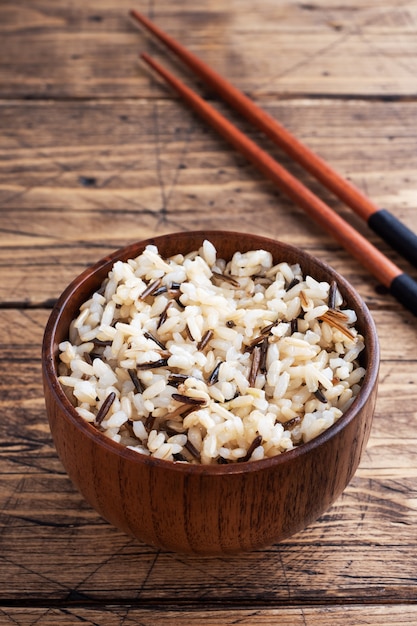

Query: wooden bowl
[42,230,379,555]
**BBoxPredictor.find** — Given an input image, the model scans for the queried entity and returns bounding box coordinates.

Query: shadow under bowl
[42,230,380,555]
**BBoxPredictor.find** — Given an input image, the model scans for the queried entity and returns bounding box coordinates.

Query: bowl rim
[42,229,380,476]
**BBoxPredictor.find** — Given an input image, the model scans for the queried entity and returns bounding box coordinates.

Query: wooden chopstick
[141,54,394,285]
[130,9,417,272]
[140,51,417,316]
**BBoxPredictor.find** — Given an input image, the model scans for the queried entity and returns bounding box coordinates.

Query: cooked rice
[58,240,366,464]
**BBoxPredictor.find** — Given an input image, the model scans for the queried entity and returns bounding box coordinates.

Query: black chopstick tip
[390,273,417,316]
[368,208,417,271]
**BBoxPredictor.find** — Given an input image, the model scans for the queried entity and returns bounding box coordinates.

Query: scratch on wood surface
[231,610,262,624]
[95,157,142,191]
[0,552,70,597]
[152,102,169,223]
[136,549,161,598]
[275,546,292,600]
[253,1,417,95]
[150,101,195,226]
[0,171,67,214]
[63,540,136,602]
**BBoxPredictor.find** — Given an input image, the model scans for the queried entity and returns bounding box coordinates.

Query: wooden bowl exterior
[42,231,379,554]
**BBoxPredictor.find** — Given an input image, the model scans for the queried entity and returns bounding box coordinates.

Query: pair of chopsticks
[130,9,417,316]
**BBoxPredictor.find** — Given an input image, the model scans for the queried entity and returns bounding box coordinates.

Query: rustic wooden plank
[1,0,417,98]
[2,99,416,213]
[1,510,417,602]
[1,99,416,306]
[2,0,417,617]
[2,606,417,626]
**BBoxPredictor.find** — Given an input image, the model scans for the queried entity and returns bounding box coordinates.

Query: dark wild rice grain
[145,413,156,432]
[286,277,300,291]
[212,270,240,287]
[283,416,301,429]
[143,331,166,350]
[197,329,213,351]
[185,438,201,461]
[136,359,169,370]
[139,278,162,300]
[239,435,263,462]
[168,373,188,387]
[94,391,116,426]
[248,346,261,387]
[151,286,168,296]
[128,368,144,394]
[260,337,269,373]
[171,393,207,406]
[92,338,113,347]
[157,301,173,329]
[314,388,327,403]
[328,280,338,310]
[208,361,222,385]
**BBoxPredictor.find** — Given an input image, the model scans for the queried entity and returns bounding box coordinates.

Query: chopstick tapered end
[129,9,152,30]
[140,53,175,89]
[129,8,141,20]
[140,52,155,68]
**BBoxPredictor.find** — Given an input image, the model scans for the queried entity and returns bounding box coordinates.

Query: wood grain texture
[1,0,417,621]
[1,0,417,98]
[3,607,417,626]
[1,99,416,307]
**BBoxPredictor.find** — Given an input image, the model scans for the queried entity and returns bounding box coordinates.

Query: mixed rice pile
[58,240,366,464]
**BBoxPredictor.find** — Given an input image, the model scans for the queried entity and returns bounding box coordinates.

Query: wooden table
[1,1,417,623]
